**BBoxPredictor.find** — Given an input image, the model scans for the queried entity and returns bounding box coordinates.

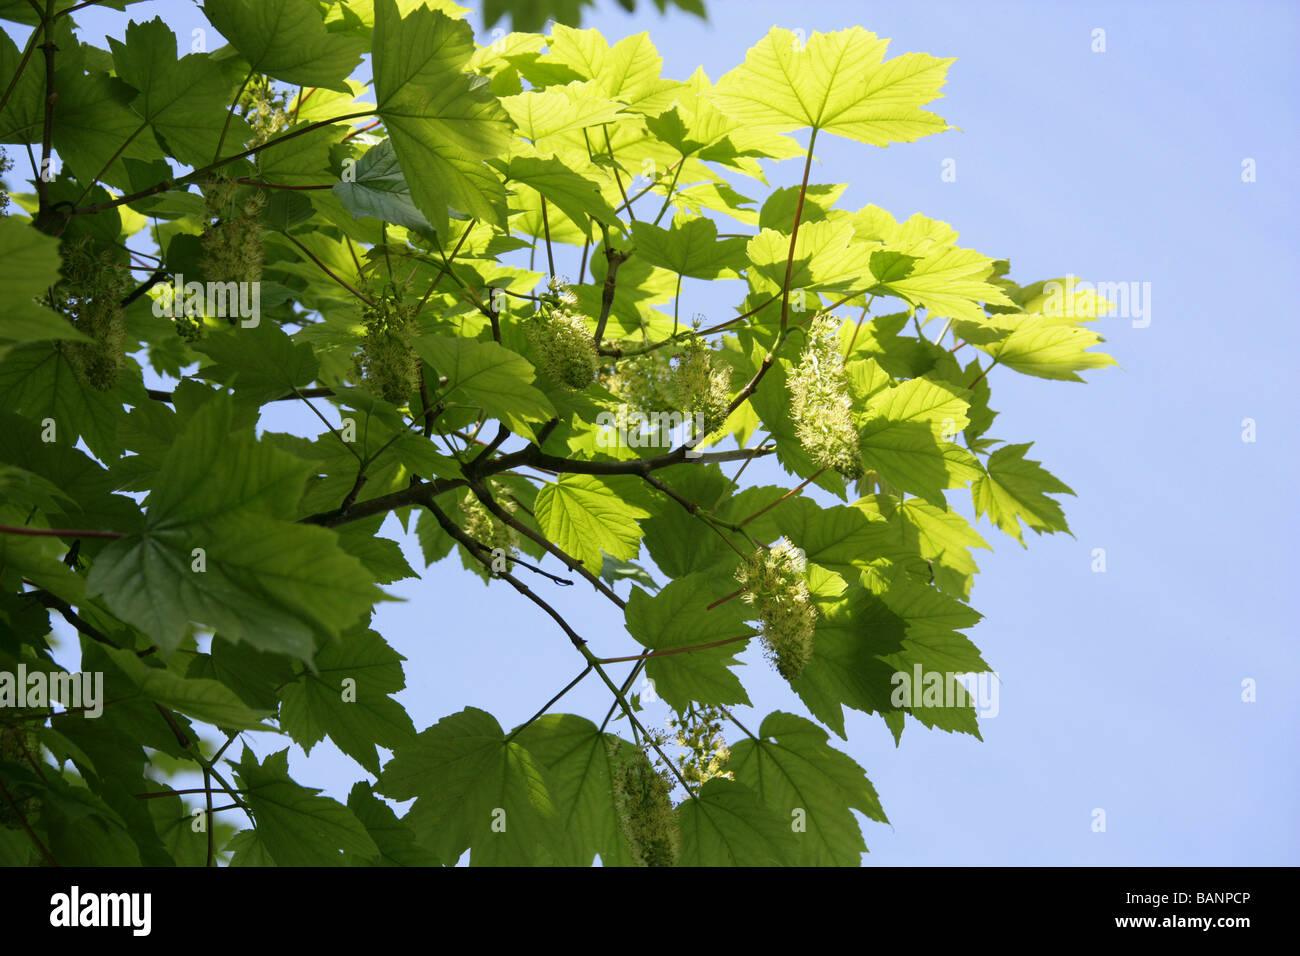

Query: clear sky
[55,0,1299,865]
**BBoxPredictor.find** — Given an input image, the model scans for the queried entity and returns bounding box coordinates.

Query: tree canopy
[0,0,1114,866]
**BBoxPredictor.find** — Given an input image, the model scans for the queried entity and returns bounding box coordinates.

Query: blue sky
[53,0,1300,865]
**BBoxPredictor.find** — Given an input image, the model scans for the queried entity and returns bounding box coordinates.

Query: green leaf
[203,0,366,91]
[0,342,128,460]
[501,80,626,143]
[623,572,753,710]
[769,496,912,580]
[497,154,620,237]
[233,749,379,866]
[332,138,434,234]
[280,627,417,775]
[897,498,991,598]
[971,312,1118,381]
[51,69,166,186]
[86,396,382,660]
[372,0,513,232]
[412,334,554,436]
[857,371,982,505]
[972,442,1075,544]
[675,777,795,865]
[194,323,319,404]
[225,828,277,866]
[0,218,89,363]
[378,707,558,866]
[746,218,865,294]
[631,216,746,279]
[512,714,637,866]
[105,646,274,730]
[186,637,295,712]
[759,183,846,231]
[709,27,953,145]
[869,244,1014,322]
[109,18,248,167]
[344,782,442,866]
[0,763,141,865]
[534,474,649,574]
[538,25,683,116]
[0,28,43,142]
[729,711,887,865]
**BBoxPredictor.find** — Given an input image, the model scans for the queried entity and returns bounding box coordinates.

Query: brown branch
[596,633,752,664]
[539,195,556,279]
[70,110,373,216]
[33,0,56,222]
[30,590,121,650]
[592,239,628,345]
[503,665,593,743]
[424,501,586,649]
[132,788,248,800]
[779,127,819,333]
[300,476,466,527]
[146,385,334,404]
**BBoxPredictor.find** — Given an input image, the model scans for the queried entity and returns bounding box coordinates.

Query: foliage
[0,0,1114,867]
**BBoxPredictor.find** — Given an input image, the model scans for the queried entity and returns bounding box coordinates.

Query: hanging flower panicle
[788,313,863,479]
[735,537,818,681]
[55,237,131,391]
[199,179,266,292]
[354,286,419,405]
[609,741,680,867]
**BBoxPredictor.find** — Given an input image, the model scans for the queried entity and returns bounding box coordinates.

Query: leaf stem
[779,126,819,333]
[595,633,752,664]
[0,524,124,539]
[213,68,255,164]
[283,233,377,307]
[504,665,592,742]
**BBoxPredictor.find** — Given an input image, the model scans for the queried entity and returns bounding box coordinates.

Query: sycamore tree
[0,0,1115,867]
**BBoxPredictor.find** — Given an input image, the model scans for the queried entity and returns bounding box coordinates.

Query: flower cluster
[354,288,419,405]
[460,487,519,558]
[199,179,265,291]
[605,334,731,436]
[670,706,733,786]
[239,74,292,146]
[609,742,679,867]
[55,238,130,391]
[0,148,12,217]
[526,310,597,390]
[523,276,597,390]
[788,313,862,479]
[735,537,818,681]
